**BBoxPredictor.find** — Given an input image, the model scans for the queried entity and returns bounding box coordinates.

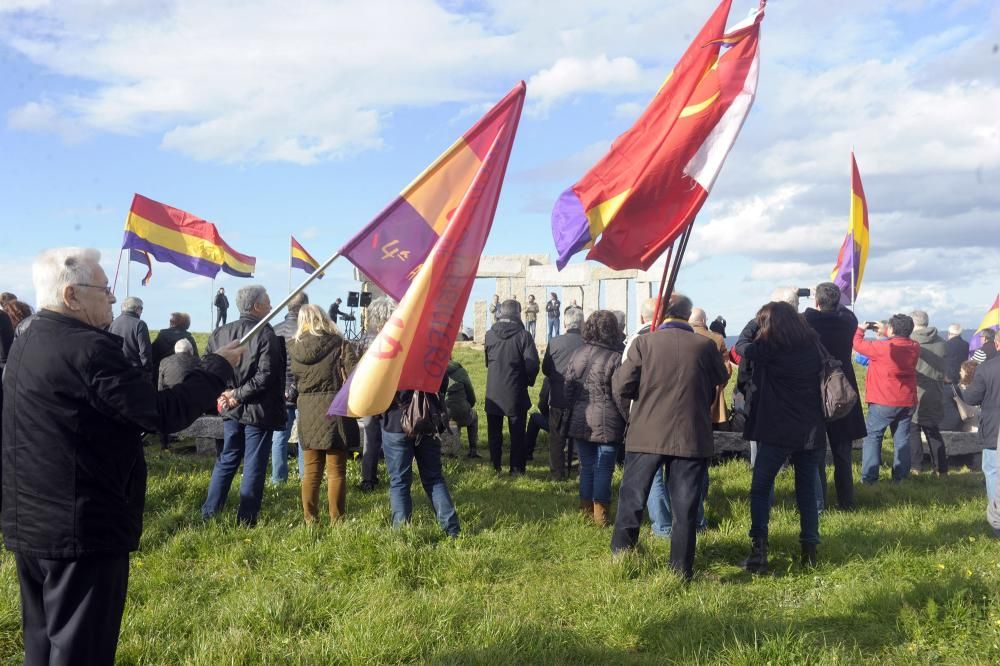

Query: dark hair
[582,310,623,348]
[709,316,726,337]
[662,293,693,321]
[983,329,996,343]
[755,301,815,349]
[499,299,521,319]
[814,282,841,312]
[888,314,914,338]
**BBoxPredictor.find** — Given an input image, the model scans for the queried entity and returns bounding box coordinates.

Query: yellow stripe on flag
[126,212,224,264]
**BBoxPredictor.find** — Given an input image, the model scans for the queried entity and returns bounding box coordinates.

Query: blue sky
[1,0,998,334]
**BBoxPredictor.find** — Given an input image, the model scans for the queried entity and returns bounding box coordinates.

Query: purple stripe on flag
[221,264,253,278]
[122,231,221,279]
[551,187,591,270]
[328,370,355,417]
[831,236,856,305]
[291,257,317,274]
[340,196,439,301]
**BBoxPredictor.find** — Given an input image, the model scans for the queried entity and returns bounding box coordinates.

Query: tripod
[340,308,361,342]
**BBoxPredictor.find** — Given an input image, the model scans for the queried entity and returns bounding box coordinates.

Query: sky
[1,0,998,335]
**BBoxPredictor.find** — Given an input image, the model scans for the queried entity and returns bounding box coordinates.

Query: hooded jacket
[288,332,359,450]
[911,326,947,426]
[564,342,628,444]
[853,328,920,408]
[445,360,476,422]
[484,318,539,416]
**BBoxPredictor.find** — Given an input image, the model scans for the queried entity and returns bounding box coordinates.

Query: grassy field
[1,346,998,663]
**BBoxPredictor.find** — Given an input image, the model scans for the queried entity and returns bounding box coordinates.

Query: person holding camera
[854,314,920,484]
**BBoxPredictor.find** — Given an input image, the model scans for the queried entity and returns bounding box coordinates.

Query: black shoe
[358,482,376,493]
[801,543,817,567]
[466,449,481,459]
[740,537,768,574]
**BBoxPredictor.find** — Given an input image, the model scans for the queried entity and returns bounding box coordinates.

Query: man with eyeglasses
[2,248,242,665]
[109,295,153,382]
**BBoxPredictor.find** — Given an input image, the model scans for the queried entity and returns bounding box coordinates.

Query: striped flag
[970,295,1000,357]
[339,83,526,301]
[551,0,763,270]
[830,152,870,305]
[129,248,153,286]
[122,194,256,279]
[329,83,525,417]
[290,236,323,278]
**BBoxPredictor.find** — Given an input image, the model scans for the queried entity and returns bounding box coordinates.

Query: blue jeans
[270,406,296,484]
[202,421,274,525]
[547,318,559,341]
[381,430,460,536]
[984,448,998,503]
[527,319,537,339]
[750,444,823,545]
[576,440,617,504]
[647,463,709,538]
[861,404,914,483]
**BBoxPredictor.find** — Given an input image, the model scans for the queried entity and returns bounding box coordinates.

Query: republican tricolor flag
[969,295,1000,357]
[330,83,525,418]
[290,236,323,278]
[552,0,764,270]
[830,152,870,305]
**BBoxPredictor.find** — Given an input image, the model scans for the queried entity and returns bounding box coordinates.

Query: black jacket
[108,311,152,377]
[542,328,584,409]
[151,326,199,370]
[945,335,968,384]
[803,307,867,443]
[205,315,287,429]
[214,293,229,311]
[484,319,539,416]
[2,310,232,557]
[737,323,827,450]
[960,355,1000,452]
[158,352,199,390]
[272,312,299,405]
[564,342,628,444]
[0,310,13,372]
[545,299,561,319]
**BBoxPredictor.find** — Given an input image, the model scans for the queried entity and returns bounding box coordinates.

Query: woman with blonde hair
[288,304,359,523]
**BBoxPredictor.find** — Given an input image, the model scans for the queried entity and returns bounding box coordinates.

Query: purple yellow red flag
[339,83,525,301]
[122,194,256,280]
[969,295,1000,357]
[291,236,323,278]
[830,152,870,305]
[551,0,764,270]
[330,82,526,418]
[129,248,153,286]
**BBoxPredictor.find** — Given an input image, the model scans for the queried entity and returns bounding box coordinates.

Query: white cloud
[7,100,87,142]
[527,55,642,114]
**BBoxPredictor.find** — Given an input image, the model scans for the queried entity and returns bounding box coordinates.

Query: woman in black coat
[803,282,867,510]
[735,302,827,572]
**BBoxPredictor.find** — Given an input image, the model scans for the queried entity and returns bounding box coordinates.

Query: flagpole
[125,252,131,300]
[210,277,215,332]
[239,252,342,345]
[111,247,125,296]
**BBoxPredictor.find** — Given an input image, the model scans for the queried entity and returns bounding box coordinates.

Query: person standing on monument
[546,292,561,341]
[524,294,539,339]
[214,287,229,329]
[489,294,501,323]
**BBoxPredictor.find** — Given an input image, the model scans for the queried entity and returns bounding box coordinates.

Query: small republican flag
[290,236,323,278]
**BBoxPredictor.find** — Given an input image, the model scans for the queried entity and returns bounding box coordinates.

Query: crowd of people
[2,247,1000,664]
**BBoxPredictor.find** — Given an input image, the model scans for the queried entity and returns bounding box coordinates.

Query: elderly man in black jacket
[2,247,239,666]
[202,284,287,525]
[485,299,539,475]
[960,338,1000,537]
[109,295,152,381]
[803,282,867,510]
[272,291,308,484]
[151,312,198,371]
[542,307,584,479]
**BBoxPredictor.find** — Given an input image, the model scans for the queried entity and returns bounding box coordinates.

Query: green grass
[2,348,997,664]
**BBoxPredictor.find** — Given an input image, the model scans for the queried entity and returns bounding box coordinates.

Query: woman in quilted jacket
[563,310,629,527]
[288,304,359,523]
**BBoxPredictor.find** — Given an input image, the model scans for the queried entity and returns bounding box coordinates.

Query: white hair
[236,285,268,314]
[639,298,657,324]
[564,307,584,330]
[122,296,143,314]
[769,287,799,308]
[365,297,396,333]
[689,307,707,327]
[910,310,929,328]
[174,339,194,354]
[948,323,963,337]
[32,247,102,310]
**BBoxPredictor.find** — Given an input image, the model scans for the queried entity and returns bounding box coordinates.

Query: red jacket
[852,328,919,408]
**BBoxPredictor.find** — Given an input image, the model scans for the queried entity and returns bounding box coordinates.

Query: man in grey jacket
[910,310,948,475]
[109,296,152,381]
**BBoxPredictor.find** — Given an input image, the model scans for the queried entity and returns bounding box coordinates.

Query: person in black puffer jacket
[485,299,539,475]
[202,285,287,526]
[563,310,629,527]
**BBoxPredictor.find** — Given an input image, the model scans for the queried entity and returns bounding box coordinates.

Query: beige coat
[692,323,732,425]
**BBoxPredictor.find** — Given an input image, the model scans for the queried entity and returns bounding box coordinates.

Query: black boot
[801,542,817,567]
[741,537,768,574]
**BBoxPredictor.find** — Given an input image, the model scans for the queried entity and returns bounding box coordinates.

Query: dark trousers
[15,553,129,666]
[525,411,549,460]
[487,411,527,473]
[820,438,855,510]
[361,416,383,487]
[912,425,949,474]
[751,444,823,545]
[547,407,568,480]
[215,309,227,329]
[611,452,708,579]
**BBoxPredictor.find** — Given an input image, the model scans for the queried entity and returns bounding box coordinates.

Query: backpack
[816,342,859,421]
[401,391,448,438]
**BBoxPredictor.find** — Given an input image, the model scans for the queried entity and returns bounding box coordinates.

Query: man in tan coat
[611,295,728,580]
[689,307,732,427]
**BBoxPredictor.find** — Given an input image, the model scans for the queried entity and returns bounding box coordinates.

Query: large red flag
[552,0,764,270]
[330,83,526,417]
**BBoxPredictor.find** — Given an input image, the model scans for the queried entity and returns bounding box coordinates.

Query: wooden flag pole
[125,251,131,300]
[111,247,125,296]
[649,242,675,330]
[239,251,342,346]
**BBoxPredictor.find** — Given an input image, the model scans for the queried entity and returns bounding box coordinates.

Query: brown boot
[579,499,594,516]
[593,501,610,528]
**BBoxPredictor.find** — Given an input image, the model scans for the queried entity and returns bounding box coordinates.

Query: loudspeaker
[347,291,360,308]
[359,292,372,308]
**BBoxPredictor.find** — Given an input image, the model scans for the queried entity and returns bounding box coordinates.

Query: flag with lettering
[330,83,525,417]
[339,83,526,301]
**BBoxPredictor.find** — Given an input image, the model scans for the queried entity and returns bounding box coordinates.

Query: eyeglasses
[74,284,114,296]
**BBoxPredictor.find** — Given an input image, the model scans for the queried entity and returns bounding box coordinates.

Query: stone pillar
[605,278,629,333]
[474,300,487,344]
[580,283,598,321]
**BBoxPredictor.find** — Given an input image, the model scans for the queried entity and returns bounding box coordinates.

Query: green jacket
[445,360,476,419]
[288,332,360,450]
